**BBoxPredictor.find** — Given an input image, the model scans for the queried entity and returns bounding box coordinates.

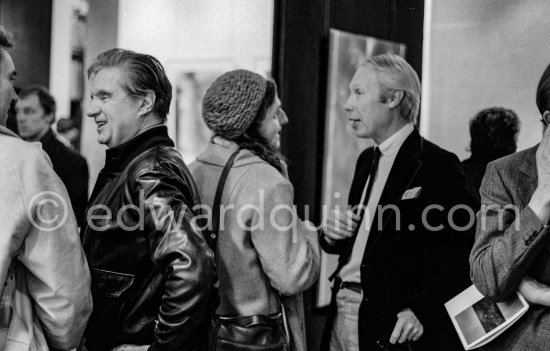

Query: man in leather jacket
[82,48,216,351]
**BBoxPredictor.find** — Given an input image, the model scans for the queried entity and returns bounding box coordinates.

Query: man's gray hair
[87,48,172,119]
[360,54,421,124]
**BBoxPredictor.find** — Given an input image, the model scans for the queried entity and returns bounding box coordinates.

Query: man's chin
[352,129,369,139]
[96,136,108,147]
[19,132,38,141]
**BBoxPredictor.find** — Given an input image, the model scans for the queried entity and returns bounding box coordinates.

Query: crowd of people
[0,22,548,351]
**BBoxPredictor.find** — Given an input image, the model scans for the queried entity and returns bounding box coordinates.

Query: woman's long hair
[232,80,283,173]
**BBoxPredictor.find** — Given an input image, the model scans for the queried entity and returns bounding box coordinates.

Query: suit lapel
[517,145,537,207]
[363,129,423,258]
[517,145,549,256]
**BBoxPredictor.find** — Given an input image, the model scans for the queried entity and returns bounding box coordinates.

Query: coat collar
[102,125,173,173]
[377,123,415,157]
[375,128,423,210]
[0,125,20,138]
[195,137,267,169]
[520,144,537,179]
[515,145,537,206]
[40,128,56,144]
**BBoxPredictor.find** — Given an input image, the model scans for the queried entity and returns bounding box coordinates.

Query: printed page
[445,285,529,350]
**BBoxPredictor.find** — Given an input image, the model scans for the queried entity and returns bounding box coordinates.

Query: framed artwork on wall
[317,29,406,307]
[165,60,236,164]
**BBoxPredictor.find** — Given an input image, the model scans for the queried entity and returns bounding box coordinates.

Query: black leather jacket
[82,126,216,351]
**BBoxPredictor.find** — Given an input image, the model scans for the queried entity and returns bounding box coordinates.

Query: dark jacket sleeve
[398,152,476,321]
[132,167,216,351]
[469,161,548,301]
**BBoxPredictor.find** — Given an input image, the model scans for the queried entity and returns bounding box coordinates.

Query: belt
[340,281,362,294]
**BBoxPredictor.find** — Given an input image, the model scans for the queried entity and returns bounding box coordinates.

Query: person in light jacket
[190,69,321,351]
[0,25,92,351]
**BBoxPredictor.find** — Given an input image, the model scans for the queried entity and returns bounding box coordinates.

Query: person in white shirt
[320,54,475,351]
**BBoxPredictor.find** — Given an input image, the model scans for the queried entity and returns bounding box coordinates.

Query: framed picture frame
[165,59,237,163]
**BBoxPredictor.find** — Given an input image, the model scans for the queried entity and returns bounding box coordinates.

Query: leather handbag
[208,149,293,351]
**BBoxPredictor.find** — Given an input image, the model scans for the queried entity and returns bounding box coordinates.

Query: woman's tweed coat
[190,138,320,351]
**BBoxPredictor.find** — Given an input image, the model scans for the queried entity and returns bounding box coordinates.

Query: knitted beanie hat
[203,69,267,140]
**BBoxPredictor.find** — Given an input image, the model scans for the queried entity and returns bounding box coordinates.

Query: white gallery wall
[80,0,118,193]
[50,0,73,119]
[421,0,550,160]
[117,0,273,163]
[117,0,273,69]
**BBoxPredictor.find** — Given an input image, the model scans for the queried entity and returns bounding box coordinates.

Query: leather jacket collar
[103,125,174,173]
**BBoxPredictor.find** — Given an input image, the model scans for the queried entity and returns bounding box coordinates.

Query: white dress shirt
[339,123,414,283]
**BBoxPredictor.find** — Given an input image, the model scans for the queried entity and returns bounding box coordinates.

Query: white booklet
[445,285,529,350]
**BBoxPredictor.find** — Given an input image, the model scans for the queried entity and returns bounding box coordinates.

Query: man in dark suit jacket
[321,54,475,351]
[469,63,550,350]
[15,85,89,226]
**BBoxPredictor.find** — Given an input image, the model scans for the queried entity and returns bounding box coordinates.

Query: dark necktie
[355,147,381,219]
[329,147,382,282]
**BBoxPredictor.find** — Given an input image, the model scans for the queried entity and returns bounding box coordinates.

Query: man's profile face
[0,49,17,126]
[15,94,52,141]
[87,67,142,148]
[344,66,393,141]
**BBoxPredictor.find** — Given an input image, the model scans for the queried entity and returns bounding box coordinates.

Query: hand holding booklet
[445,285,529,350]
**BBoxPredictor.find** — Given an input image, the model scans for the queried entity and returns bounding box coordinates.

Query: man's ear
[388,90,404,109]
[139,90,156,116]
[543,110,550,125]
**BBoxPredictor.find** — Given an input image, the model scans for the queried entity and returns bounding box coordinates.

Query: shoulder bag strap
[210,149,294,350]
[209,149,241,247]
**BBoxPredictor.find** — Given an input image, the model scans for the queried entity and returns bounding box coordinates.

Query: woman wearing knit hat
[190,69,320,351]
